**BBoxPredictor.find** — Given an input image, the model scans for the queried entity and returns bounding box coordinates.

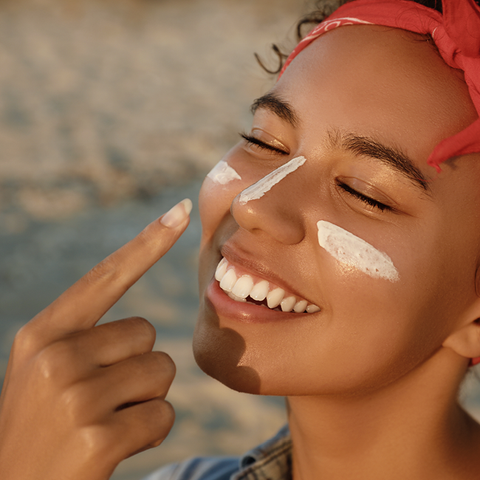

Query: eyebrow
[327,129,431,193]
[250,93,430,193]
[251,92,299,127]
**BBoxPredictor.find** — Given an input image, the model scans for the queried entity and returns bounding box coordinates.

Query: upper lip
[220,243,312,303]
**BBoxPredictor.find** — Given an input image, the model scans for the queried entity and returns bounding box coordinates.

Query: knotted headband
[280,0,480,367]
[279,0,480,174]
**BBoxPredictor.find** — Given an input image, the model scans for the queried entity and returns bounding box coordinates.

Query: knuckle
[128,316,156,343]
[151,351,176,380]
[143,399,175,448]
[33,341,76,383]
[34,348,61,381]
[12,319,54,358]
[77,424,116,462]
[12,323,38,357]
[136,227,158,251]
[150,437,165,448]
[60,380,104,427]
[155,399,176,436]
[60,383,87,421]
[86,256,124,287]
[160,400,176,426]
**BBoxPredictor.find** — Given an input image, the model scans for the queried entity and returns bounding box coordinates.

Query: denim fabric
[143,425,292,480]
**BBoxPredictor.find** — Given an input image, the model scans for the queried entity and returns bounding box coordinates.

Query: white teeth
[250,280,269,301]
[228,292,246,302]
[294,299,308,313]
[232,275,255,299]
[215,258,228,281]
[267,288,285,309]
[219,268,237,292]
[281,296,296,312]
[214,258,319,314]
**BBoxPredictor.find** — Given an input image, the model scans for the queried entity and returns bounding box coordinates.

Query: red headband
[280,0,480,367]
[279,0,480,174]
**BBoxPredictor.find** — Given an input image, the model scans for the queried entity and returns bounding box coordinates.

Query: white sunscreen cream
[317,220,399,282]
[238,156,306,205]
[207,161,241,185]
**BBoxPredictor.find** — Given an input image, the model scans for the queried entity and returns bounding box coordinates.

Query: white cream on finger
[317,220,399,282]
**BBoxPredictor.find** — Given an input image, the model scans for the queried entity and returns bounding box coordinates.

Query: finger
[107,398,175,462]
[30,199,192,340]
[92,351,176,413]
[67,317,157,368]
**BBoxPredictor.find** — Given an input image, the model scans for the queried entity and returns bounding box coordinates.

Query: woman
[2,0,480,479]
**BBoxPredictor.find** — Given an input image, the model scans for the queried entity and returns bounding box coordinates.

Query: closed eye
[337,181,392,212]
[240,132,289,155]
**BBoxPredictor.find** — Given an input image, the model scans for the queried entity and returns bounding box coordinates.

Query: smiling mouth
[214,257,321,314]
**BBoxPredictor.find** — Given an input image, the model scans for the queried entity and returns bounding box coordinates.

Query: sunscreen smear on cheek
[207,161,242,185]
[317,221,399,282]
[239,156,306,205]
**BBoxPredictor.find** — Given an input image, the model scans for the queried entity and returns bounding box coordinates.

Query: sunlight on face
[194,26,480,397]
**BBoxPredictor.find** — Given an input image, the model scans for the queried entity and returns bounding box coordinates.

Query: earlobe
[442,316,480,361]
[443,266,480,362]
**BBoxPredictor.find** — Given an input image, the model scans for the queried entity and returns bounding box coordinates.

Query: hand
[0,199,192,480]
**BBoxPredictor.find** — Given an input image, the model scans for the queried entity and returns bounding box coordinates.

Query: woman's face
[194,25,480,396]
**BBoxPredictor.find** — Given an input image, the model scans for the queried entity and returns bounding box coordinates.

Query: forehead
[274,25,477,173]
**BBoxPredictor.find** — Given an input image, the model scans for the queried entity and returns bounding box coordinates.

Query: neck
[287,353,480,480]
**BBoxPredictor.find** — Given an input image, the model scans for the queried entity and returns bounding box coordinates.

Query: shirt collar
[235,425,292,480]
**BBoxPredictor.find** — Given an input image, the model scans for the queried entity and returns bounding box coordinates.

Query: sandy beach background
[0,1,479,479]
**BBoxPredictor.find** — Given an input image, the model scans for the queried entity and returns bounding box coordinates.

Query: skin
[2,22,480,480]
[0,201,190,480]
[195,26,480,479]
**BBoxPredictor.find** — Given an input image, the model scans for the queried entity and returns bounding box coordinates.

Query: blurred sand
[0,0,305,223]
[1,2,480,480]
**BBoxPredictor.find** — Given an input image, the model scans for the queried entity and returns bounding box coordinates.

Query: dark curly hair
[255,0,476,74]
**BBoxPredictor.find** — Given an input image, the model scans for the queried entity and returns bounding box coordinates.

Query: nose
[231,157,307,245]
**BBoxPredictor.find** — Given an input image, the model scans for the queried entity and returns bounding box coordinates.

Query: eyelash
[240,133,391,212]
[240,132,288,155]
[337,181,391,212]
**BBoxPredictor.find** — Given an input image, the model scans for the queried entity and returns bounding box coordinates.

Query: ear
[442,316,480,360]
[442,269,480,360]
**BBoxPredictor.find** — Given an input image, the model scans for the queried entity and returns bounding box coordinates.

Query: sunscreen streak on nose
[317,221,399,282]
[207,161,242,185]
[238,156,307,205]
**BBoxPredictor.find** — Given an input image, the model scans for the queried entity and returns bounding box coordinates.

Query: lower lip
[205,279,311,324]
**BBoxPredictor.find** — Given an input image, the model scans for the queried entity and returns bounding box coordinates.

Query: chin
[192,313,263,395]
[194,350,263,395]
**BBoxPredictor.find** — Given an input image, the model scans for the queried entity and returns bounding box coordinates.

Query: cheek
[206,160,242,185]
[199,148,278,246]
[199,157,246,245]
[310,222,453,370]
[199,176,234,248]
[317,220,400,283]
[319,229,470,373]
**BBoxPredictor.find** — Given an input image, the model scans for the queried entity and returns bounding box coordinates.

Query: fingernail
[160,199,192,228]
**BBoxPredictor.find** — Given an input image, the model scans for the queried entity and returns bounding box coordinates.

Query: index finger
[32,198,192,338]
